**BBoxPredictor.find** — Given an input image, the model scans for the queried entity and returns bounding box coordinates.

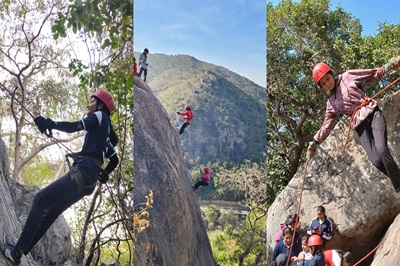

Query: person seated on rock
[292,236,313,265]
[324,249,353,266]
[307,205,333,247]
[192,167,211,192]
[271,227,302,266]
[177,105,194,135]
[277,214,301,245]
[297,235,326,266]
[1,89,119,266]
[307,57,400,193]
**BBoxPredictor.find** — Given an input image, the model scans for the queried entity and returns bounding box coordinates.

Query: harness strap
[70,166,96,194]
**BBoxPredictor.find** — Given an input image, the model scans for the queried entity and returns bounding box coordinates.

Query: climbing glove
[98,169,110,183]
[384,56,400,72]
[306,140,319,161]
[34,116,56,133]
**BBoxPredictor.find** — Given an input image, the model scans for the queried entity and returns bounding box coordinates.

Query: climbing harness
[344,76,400,148]
[285,159,309,266]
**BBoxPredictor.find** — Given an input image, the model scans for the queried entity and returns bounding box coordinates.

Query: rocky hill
[266,92,400,265]
[133,77,216,266]
[0,137,71,266]
[134,52,266,166]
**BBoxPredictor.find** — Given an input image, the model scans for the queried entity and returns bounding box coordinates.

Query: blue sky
[268,0,400,36]
[134,0,266,87]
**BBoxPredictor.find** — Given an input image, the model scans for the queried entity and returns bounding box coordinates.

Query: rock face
[134,77,216,266]
[267,92,400,266]
[9,180,71,266]
[371,213,400,265]
[0,136,71,266]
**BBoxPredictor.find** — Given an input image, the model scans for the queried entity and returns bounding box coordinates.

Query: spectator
[138,48,149,82]
[271,227,302,266]
[307,206,333,247]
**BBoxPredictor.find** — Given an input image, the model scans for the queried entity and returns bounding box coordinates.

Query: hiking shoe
[1,243,21,265]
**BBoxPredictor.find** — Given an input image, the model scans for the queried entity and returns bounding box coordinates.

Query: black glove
[98,169,110,183]
[33,115,46,133]
[34,116,56,135]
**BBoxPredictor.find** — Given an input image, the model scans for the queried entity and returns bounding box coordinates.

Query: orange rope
[343,76,400,148]
[285,159,309,266]
[352,237,386,266]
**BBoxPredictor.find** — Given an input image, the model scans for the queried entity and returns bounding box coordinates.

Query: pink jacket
[314,67,385,143]
[201,173,210,183]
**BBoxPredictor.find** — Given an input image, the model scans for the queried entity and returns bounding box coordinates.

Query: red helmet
[92,89,115,113]
[185,105,191,111]
[308,235,323,246]
[204,167,210,173]
[312,63,331,84]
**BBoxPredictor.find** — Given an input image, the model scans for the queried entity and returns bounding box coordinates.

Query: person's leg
[371,110,400,190]
[179,122,188,135]
[356,113,387,175]
[143,68,147,82]
[275,253,288,266]
[138,67,143,78]
[16,171,83,254]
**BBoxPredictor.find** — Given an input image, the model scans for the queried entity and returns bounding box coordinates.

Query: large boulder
[0,135,71,266]
[134,76,216,266]
[371,213,400,265]
[9,179,71,266]
[0,136,36,265]
[267,92,400,265]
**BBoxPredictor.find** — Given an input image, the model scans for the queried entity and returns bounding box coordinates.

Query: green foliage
[202,205,221,230]
[21,159,55,187]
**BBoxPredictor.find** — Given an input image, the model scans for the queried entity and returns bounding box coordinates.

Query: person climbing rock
[1,89,119,265]
[307,206,333,248]
[138,48,149,82]
[307,56,400,193]
[192,167,211,192]
[297,235,326,266]
[177,105,194,135]
[270,227,302,266]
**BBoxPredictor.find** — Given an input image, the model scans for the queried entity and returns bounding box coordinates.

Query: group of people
[1,89,119,265]
[271,206,351,266]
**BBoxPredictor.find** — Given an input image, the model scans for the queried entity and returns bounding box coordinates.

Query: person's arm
[271,244,280,263]
[322,218,333,240]
[313,103,338,144]
[34,116,84,134]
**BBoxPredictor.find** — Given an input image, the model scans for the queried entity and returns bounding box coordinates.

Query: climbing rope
[344,76,400,148]
[352,237,386,266]
[285,159,310,266]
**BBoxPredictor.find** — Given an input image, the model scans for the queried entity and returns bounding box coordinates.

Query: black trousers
[16,160,98,254]
[138,67,147,82]
[355,108,400,191]
[194,180,208,191]
[179,122,189,135]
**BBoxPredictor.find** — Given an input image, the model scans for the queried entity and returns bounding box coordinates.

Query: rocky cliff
[0,137,71,266]
[267,92,400,265]
[135,52,266,166]
[134,77,216,265]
